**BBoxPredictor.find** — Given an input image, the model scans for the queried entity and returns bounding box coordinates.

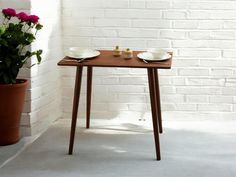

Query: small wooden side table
[58,50,172,160]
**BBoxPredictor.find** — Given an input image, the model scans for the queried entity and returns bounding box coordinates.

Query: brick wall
[25,0,63,135]
[0,0,63,136]
[61,0,236,119]
[1,0,236,134]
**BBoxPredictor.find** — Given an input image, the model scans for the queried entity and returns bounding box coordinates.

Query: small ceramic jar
[123,48,133,59]
[113,46,122,57]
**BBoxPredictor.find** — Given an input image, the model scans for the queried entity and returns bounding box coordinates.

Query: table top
[58,50,172,69]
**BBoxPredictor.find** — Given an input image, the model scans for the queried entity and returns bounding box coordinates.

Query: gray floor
[0,118,236,177]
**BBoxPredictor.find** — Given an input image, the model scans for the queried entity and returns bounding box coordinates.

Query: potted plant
[0,8,43,145]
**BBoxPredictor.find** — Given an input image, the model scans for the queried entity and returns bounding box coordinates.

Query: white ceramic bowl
[68,47,92,58]
[147,48,167,59]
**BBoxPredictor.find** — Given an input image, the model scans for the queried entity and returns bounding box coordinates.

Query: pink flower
[16,12,29,22]
[28,15,39,24]
[2,8,16,17]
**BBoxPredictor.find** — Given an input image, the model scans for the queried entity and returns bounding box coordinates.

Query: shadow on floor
[0,119,236,177]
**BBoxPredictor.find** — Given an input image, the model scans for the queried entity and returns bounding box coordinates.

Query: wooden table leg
[153,69,163,134]
[68,66,83,155]
[86,66,93,129]
[147,68,161,160]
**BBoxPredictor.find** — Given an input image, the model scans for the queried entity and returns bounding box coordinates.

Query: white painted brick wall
[61,0,236,119]
[27,0,63,135]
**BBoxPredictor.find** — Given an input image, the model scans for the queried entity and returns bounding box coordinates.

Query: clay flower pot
[0,79,28,145]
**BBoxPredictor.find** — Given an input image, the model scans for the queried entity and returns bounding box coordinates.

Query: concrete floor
[0,117,236,177]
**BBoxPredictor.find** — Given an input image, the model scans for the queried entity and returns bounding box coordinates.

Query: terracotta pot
[0,79,28,145]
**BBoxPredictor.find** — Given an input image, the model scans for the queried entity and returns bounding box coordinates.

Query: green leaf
[0,26,6,35]
[36,24,43,31]
[36,50,43,63]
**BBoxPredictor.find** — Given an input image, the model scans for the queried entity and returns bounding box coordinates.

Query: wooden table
[58,50,172,160]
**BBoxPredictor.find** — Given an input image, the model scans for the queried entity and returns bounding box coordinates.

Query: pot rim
[0,79,28,88]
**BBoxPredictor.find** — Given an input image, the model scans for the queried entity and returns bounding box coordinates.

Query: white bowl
[68,47,92,58]
[147,48,168,59]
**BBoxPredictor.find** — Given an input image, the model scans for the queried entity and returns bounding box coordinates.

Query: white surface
[67,48,100,59]
[147,48,168,58]
[1,118,236,177]
[137,52,171,61]
[61,0,236,118]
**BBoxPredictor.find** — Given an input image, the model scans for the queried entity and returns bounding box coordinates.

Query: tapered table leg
[86,67,93,129]
[153,69,163,133]
[68,66,83,155]
[147,68,161,160]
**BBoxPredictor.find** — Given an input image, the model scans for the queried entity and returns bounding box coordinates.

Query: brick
[128,103,148,111]
[147,40,171,48]
[200,59,233,67]
[118,29,158,38]
[63,17,93,27]
[146,1,171,9]
[130,0,145,8]
[132,20,171,28]
[63,0,102,8]
[210,11,236,20]
[175,104,197,111]
[105,9,161,19]
[224,21,236,29]
[103,0,129,8]
[102,77,119,85]
[163,11,186,19]
[188,11,211,19]
[226,78,236,87]
[70,9,104,18]
[177,87,221,95]
[186,78,225,86]
[159,77,172,85]
[172,78,185,86]
[172,2,188,9]
[161,95,185,103]
[189,31,211,40]
[187,95,208,103]
[173,59,199,67]
[209,96,234,104]
[160,30,186,39]
[173,21,198,29]
[223,50,236,58]
[94,18,131,27]
[212,31,236,40]
[173,40,236,49]
[179,69,209,76]
[222,88,236,96]
[107,85,145,93]
[189,2,236,10]
[179,49,221,58]
[64,37,91,47]
[119,77,147,85]
[160,87,176,94]
[198,104,232,112]
[117,94,148,103]
[161,103,175,111]
[64,27,118,37]
[198,21,223,29]
[210,68,234,76]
